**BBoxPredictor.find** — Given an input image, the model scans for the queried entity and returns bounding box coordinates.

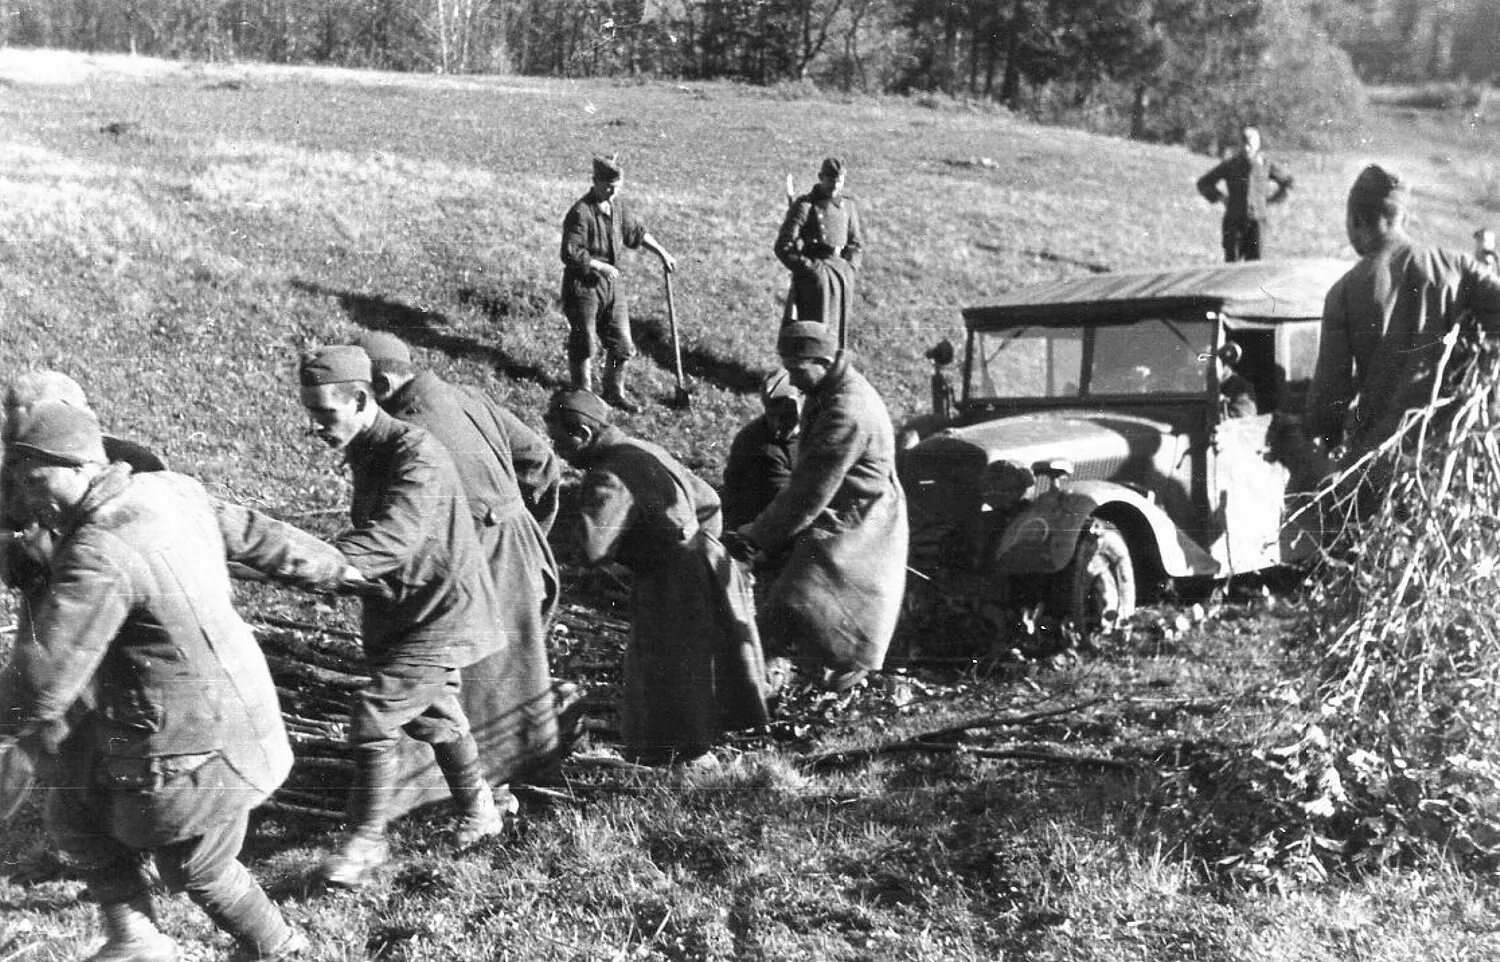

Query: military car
[900,259,1348,635]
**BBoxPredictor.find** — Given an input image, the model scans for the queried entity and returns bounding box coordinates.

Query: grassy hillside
[3,49,1500,962]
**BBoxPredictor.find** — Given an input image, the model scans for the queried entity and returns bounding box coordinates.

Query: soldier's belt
[96,751,219,791]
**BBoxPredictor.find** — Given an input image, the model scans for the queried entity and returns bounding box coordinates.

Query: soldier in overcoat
[357,332,561,791]
[0,401,353,962]
[559,155,676,412]
[729,322,908,692]
[297,346,512,888]
[544,390,769,765]
[775,157,863,333]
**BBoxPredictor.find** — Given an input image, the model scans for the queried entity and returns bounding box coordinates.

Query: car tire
[1055,520,1136,635]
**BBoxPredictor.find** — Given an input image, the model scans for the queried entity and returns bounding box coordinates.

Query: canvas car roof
[962,259,1350,328]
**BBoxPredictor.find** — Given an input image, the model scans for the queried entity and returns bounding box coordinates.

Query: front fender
[991,480,1220,578]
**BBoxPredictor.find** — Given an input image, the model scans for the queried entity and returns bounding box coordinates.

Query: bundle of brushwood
[252,614,584,821]
[253,618,365,820]
[1300,327,1500,865]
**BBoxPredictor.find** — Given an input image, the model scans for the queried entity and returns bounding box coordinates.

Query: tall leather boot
[569,356,595,393]
[88,894,176,962]
[602,356,643,413]
[433,735,517,847]
[319,747,398,888]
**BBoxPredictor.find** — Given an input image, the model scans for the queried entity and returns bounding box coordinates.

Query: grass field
[3,48,1500,961]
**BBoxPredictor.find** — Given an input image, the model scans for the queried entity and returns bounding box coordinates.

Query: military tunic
[574,427,769,763]
[775,186,862,329]
[742,357,908,673]
[0,465,346,905]
[1196,152,1293,262]
[560,193,649,364]
[1306,240,1500,457]
[381,372,561,781]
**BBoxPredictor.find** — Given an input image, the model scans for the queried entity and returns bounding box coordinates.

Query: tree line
[3,0,1493,149]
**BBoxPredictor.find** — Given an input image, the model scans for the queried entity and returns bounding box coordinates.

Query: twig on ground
[823,741,1136,771]
[805,697,1107,768]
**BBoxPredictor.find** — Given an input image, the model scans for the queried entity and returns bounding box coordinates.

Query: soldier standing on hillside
[544,389,769,765]
[559,155,677,413]
[298,346,512,888]
[0,400,355,962]
[1196,125,1294,262]
[1306,165,1500,461]
[356,331,561,792]
[726,322,907,693]
[776,157,863,337]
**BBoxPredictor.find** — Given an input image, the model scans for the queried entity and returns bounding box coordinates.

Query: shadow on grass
[291,278,565,390]
[632,313,768,395]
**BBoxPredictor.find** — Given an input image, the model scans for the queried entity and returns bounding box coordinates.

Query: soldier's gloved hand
[658,250,677,274]
[591,260,620,280]
[336,565,394,601]
[722,530,760,565]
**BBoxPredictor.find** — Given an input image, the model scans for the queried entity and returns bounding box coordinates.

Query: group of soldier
[0,151,905,961]
[8,128,1498,962]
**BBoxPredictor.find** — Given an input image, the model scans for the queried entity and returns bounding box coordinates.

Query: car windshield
[969,315,1215,401]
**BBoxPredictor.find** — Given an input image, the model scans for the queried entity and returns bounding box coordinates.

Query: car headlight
[981,460,1035,513]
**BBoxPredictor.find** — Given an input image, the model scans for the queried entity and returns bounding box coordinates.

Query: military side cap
[777,321,837,362]
[1347,164,1409,213]
[4,370,90,415]
[761,370,797,404]
[356,332,412,373]
[5,399,107,467]
[546,388,612,426]
[299,345,372,386]
[592,155,623,182]
[819,156,846,179]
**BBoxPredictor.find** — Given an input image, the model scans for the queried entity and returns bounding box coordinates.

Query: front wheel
[1054,520,1136,636]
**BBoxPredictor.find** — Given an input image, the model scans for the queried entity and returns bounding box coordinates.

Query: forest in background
[0,0,1495,151]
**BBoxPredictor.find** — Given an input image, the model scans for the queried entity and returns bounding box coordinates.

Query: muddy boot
[194,861,306,961]
[433,735,517,848]
[319,747,397,888]
[87,896,177,962]
[601,357,643,413]
[569,357,595,393]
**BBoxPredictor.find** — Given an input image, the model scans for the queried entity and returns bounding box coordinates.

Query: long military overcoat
[574,427,768,763]
[340,410,560,799]
[775,188,862,330]
[381,372,561,780]
[742,357,908,673]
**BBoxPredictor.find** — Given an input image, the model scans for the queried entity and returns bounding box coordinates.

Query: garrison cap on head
[819,156,845,180]
[760,370,797,404]
[592,155,623,183]
[777,321,838,363]
[1347,165,1409,215]
[546,388,612,427]
[356,332,413,373]
[5,370,90,415]
[4,399,107,467]
[299,345,372,387]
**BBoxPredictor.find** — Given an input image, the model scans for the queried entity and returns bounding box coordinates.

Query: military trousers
[562,271,636,364]
[47,754,293,951]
